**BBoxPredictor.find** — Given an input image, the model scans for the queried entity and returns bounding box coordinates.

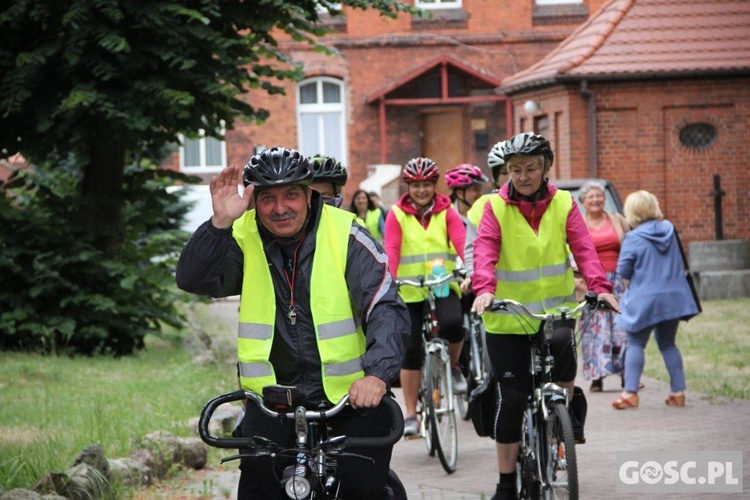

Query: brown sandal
[665,393,686,407]
[612,393,639,409]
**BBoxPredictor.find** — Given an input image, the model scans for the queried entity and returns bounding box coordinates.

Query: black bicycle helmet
[502,132,554,168]
[310,155,348,187]
[243,147,313,188]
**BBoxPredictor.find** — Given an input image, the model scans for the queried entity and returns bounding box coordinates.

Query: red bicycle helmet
[402,157,439,183]
[445,164,489,188]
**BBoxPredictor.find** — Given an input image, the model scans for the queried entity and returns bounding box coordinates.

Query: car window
[555,179,623,215]
[567,187,622,215]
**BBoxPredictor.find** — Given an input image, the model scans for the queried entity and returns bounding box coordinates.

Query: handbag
[467,373,498,438]
[674,229,703,313]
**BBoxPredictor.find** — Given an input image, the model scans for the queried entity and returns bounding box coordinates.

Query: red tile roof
[501,0,750,93]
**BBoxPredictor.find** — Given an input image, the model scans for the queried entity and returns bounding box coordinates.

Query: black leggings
[238,400,394,499]
[486,320,577,443]
[402,291,463,370]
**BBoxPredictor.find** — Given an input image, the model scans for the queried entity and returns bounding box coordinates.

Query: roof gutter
[579,79,597,178]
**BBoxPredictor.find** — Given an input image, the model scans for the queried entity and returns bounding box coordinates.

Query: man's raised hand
[210,165,252,229]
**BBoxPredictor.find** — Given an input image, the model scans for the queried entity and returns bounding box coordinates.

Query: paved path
[177,300,750,499]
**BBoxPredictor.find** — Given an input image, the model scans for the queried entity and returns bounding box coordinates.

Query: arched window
[297,77,347,163]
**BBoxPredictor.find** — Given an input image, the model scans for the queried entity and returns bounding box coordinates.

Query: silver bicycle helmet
[502,132,554,168]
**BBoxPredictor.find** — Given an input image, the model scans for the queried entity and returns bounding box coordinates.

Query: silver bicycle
[397,271,462,474]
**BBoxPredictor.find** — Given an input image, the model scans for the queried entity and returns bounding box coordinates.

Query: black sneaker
[572,417,586,444]
[492,482,519,500]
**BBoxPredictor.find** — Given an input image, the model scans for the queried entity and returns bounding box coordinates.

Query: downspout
[379,99,387,164]
[579,80,597,178]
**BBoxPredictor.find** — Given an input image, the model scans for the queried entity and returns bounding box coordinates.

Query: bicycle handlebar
[198,389,404,450]
[487,291,607,321]
[396,268,465,289]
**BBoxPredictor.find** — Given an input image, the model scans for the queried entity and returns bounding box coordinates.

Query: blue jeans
[624,319,686,393]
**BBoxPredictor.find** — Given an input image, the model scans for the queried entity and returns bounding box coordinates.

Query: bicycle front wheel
[542,402,578,499]
[518,407,541,499]
[425,347,458,473]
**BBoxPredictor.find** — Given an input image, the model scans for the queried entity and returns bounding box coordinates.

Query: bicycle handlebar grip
[345,396,404,449]
[198,389,255,449]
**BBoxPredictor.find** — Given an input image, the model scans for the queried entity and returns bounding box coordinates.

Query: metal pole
[712,174,725,240]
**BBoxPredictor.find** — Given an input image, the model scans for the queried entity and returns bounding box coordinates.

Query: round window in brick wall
[679,122,717,151]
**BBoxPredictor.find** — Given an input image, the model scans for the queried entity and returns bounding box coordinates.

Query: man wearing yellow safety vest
[383,157,468,438]
[176,147,409,500]
[470,133,620,500]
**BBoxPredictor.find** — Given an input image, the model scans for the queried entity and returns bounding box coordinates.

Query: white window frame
[179,125,227,174]
[415,0,462,9]
[296,77,347,163]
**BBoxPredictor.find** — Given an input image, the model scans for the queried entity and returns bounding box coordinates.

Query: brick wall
[510,76,750,245]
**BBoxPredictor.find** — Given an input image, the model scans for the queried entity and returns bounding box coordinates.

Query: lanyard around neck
[282,240,303,325]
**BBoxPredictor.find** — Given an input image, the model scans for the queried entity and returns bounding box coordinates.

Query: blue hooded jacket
[615,219,700,332]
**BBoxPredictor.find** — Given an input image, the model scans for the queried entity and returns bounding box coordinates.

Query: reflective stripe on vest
[482,191,577,334]
[233,205,365,403]
[391,205,458,303]
[365,209,383,242]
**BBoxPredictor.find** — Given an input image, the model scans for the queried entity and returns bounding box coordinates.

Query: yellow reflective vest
[364,209,384,242]
[391,205,459,303]
[482,191,577,334]
[232,206,366,403]
[467,193,493,227]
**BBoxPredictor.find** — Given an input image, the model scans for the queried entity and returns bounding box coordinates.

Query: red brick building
[163,0,607,202]
[163,0,750,245]
[500,0,750,244]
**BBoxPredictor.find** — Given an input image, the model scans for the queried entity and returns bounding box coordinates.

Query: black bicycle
[198,387,407,499]
[456,306,491,420]
[485,292,604,500]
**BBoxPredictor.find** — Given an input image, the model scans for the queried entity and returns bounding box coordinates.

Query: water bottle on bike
[430,258,450,298]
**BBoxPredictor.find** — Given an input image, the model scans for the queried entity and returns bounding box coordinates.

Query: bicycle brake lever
[220,451,271,464]
[339,452,375,464]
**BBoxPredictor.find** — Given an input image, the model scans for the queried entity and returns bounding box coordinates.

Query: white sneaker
[403,416,419,437]
[452,366,468,394]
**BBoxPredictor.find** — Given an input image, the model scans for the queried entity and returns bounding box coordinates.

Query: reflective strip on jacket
[482,190,577,334]
[232,205,366,402]
[391,205,458,303]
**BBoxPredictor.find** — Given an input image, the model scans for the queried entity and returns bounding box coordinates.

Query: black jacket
[176,192,409,406]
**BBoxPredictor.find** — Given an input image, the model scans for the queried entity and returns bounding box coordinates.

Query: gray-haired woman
[578,180,631,392]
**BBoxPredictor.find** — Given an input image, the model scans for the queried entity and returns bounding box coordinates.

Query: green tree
[0,0,418,256]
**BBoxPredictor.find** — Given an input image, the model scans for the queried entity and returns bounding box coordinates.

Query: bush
[0,162,204,355]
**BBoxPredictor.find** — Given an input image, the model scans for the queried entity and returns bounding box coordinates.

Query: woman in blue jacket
[612,190,700,409]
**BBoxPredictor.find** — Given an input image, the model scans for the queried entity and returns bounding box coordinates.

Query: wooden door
[421,107,465,196]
